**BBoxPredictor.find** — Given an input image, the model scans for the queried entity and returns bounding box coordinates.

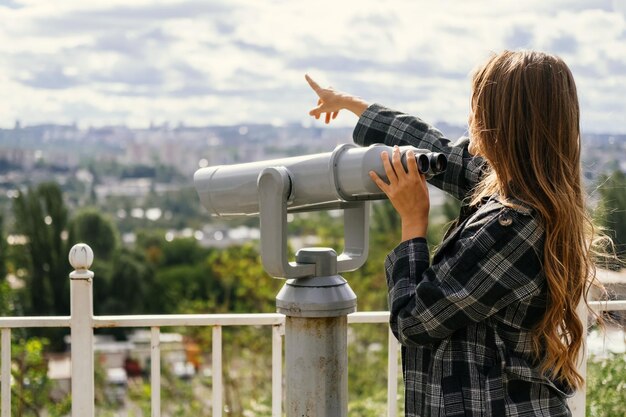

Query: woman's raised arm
[304,75,487,201]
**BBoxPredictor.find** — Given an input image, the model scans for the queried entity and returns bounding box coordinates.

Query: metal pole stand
[277,248,357,417]
[256,166,368,417]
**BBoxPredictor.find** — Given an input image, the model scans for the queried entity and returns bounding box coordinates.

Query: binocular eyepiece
[408,151,447,177]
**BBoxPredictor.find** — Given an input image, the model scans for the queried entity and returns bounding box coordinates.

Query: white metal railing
[0,244,402,417]
[0,313,397,416]
[0,243,624,417]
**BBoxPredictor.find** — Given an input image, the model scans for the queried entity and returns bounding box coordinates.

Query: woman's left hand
[369,146,430,241]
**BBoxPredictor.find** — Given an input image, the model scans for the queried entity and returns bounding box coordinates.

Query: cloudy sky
[0,0,625,132]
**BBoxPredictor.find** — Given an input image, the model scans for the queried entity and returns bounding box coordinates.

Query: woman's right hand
[305,74,370,124]
[369,146,430,241]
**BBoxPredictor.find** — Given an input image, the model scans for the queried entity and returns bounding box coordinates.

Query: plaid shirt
[354,104,573,416]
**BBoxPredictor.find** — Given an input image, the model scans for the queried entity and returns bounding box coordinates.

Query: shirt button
[498,213,513,226]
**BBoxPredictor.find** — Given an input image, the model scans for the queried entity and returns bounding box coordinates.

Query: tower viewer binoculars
[194,144,447,217]
[194,144,447,280]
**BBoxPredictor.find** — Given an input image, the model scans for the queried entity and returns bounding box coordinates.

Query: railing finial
[69,243,94,279]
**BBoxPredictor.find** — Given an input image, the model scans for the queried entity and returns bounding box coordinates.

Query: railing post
[212,325,223,417]
[276,249,357,417]
[387,328,399,417]
[151,327,161,417]
[68,243,95,417]
[1,329,11,417]
[271,323,283,417]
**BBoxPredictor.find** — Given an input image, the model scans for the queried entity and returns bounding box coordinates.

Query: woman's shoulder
[461,195,544,251]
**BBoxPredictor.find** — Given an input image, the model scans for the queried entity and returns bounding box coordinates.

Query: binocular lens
[416,154,430,174]
[430,153,447,174]
[402,151,448,177]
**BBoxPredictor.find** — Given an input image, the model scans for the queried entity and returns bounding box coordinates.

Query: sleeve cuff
[393,237,429,260]
[352,103,386,146]
[384,237,430,286]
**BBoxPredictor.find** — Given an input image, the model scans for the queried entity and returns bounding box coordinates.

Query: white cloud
[0,0,625,132]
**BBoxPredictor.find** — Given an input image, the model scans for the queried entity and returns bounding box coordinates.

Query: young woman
[306,50,596,416]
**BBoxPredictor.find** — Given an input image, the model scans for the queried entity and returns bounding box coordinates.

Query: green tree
[160,237,211,267]
[207,243,278,313]
[596,170,626,261]
[0,218,15,314]
[67,209,121,316]
[132,235,214,314]
[10,337,71,417]
[135,230,166,265]
[102,248,154,315]
[586,353,626,417]
[149,264,214,314]
[13,182,69,316]
[67,208,119,261]
[0,213,6,281]
[65,210,159,317]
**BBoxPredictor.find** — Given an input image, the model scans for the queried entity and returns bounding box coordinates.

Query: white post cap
[69,243,94,279]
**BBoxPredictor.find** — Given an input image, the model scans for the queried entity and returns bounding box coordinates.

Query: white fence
[0,244,624,417]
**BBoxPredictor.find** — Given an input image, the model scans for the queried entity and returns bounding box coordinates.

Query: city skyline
[1,0,626,133]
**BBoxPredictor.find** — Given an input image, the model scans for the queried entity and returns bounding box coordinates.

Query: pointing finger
[305,74,322,94]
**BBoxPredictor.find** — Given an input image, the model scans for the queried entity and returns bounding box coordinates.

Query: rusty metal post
[276,248,357,417]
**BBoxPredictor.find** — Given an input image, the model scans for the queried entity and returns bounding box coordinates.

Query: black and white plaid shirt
[353,104,573,416]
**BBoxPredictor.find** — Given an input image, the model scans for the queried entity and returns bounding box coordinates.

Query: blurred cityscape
[0,121,359,247]
[2,120,624,243]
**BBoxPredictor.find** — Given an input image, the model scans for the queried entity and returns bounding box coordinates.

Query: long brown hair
[468,50,596,389]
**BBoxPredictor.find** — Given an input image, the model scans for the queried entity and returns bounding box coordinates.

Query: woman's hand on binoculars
[305,74,369,124]
[369,146,430,241]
